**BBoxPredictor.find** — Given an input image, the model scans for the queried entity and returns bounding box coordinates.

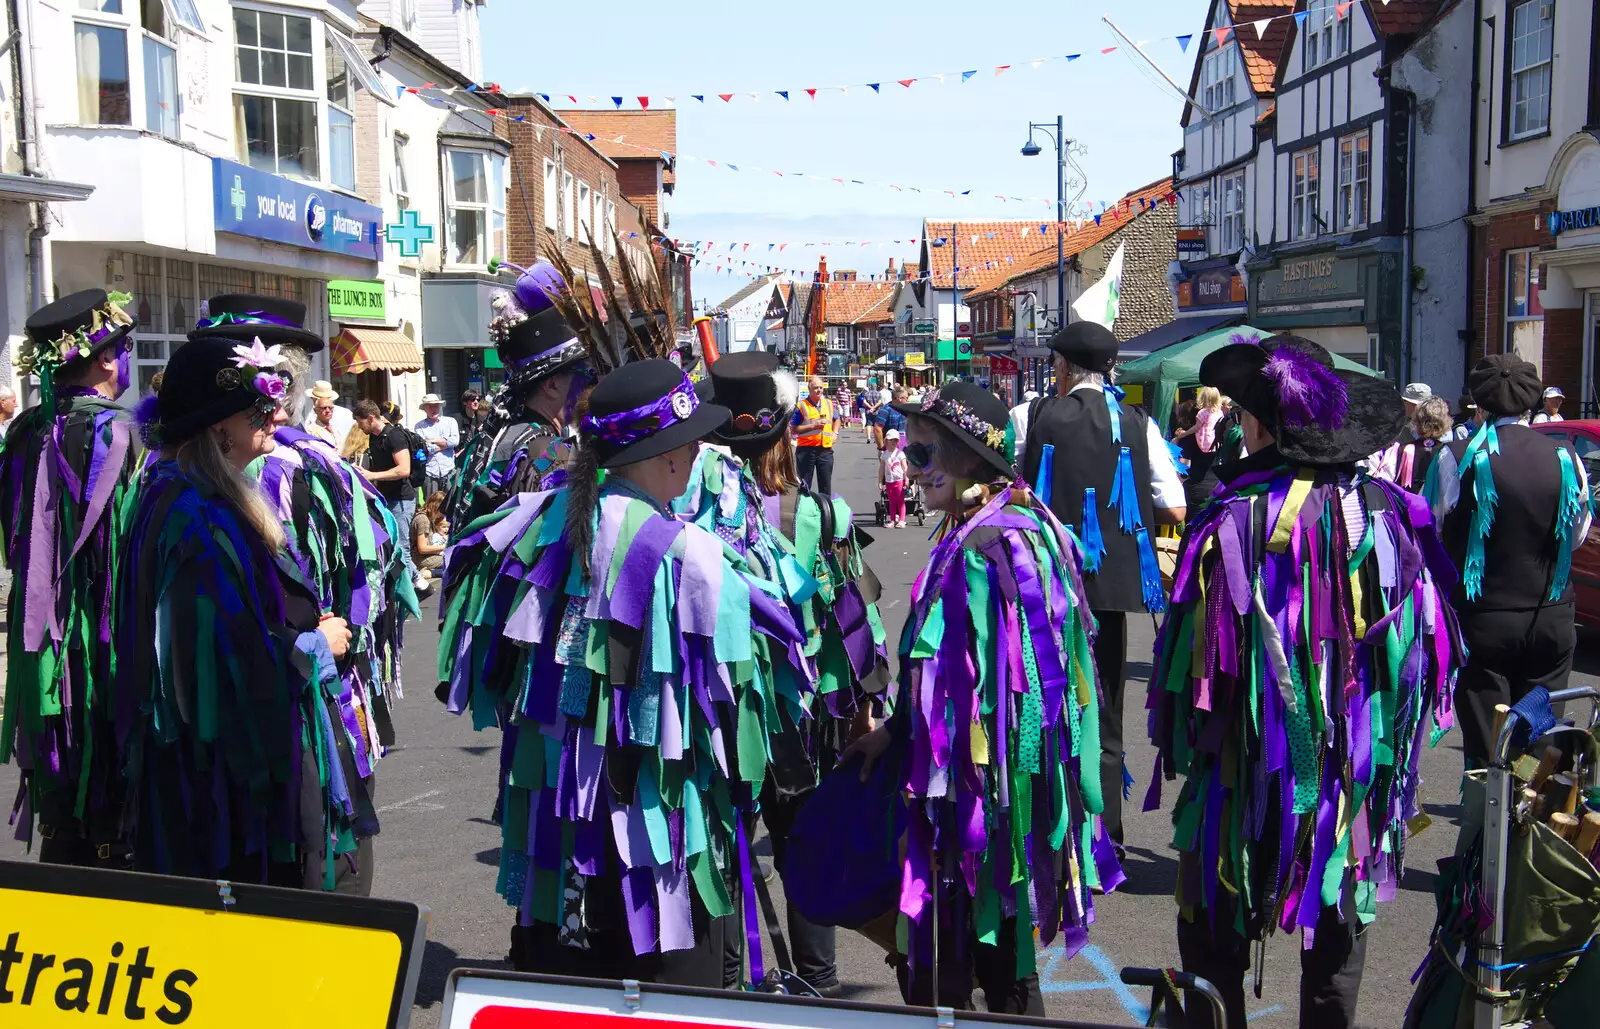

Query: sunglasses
[904,441,937,469]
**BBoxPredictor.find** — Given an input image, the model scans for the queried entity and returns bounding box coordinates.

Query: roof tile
[1366,0,1450,36]
[558,110,678,184]
[1231,0,1298,95]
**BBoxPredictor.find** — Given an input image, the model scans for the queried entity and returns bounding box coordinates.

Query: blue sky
[481,1,1207,305]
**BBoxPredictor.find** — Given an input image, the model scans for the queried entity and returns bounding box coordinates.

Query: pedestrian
[1395,395,1452,491]
[873,386,908,450]
[1020,321,1185,858]
[354,398,417,566]
[447,262,596,532]
[878,428,908,527]
[1006,388,1040,460]
[198,293,418,796]
[1149,334,1461,1029]
[1424,354,1589,835]
[0,289,141,866]
[792,374,838,495]
[438,359,807,985]
[459,388,489,434]
[853,386,868,434]
[1450,392,1478,440]
[120,336,363,889]
[1171,386,1227,452]
[414,392,460,498]
[0,384,16,437]
[410,490,448,581]
[305,380,348,450]
[1532,384,1565,423]
[841,381,1112,1014]
[675,350,891,995]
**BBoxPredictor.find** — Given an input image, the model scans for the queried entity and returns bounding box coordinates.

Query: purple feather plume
[514,261,567,315]
[133,393,162,446]
[1262,344,1348,429]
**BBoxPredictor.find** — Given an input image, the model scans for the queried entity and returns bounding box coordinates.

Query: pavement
[3,430,1598,1028]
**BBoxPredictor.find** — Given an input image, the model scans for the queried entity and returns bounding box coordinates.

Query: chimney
[818,256,830,283]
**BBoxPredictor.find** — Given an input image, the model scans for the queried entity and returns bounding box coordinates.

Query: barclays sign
[1548,205,1600,236]
[212,158,381,261]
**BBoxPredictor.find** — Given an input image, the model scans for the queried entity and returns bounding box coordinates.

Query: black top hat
[489,263,589,391]
[705,351,798,447]
[1047,321,1119,374]
[21,289,135,376]
[582,359,729,469]
[148,336,292,446]
[189,293,326,353]
[1468,353,1542,418]
[891,380,1014,480]
[1199,333,1405,467]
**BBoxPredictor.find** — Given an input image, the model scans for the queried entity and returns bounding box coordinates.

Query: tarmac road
[3,429,1595,1028]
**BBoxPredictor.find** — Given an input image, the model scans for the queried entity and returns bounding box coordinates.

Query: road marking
[1040,943,1285,1024]
[378,789,445,813]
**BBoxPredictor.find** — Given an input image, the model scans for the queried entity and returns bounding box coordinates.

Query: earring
[216,430,233,455]
[668,457,677,474]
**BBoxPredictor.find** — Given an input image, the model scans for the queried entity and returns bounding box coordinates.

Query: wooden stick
[1576,812,1600,855]
[1549,812,1580,842]
[1528,745,1562,793]
[1491,703,1510,748]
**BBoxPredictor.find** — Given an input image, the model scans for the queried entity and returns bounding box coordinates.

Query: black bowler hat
[145,337,292,446]
[490,262,589,391]
[891,379,1014,479]
[581,359,729,469]
[1047,321,1119,374]
[705,351,799,447]
[1468,353,1543,418]
[1199,333,1405,467]
[21,289,135,376]
[189,293,326,353]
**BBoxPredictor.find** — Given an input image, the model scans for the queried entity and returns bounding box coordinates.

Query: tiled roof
[1232,1,1297,94]
[1366,0,1451,36]
[819,280,898,326]
[713,273,780,312]
[920,220,1068,292]
[559,110,678,184]
[968,177,1175,299]
[1257,101,1276,124]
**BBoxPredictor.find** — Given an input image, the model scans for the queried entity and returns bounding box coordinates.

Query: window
[577,181,592,243]
[75,21,131,125]
[1220,170,1246,252]
[233,8,317,178]
[1336,130,1370,230]
[543,159,558,229]
[604,199,617,256]
[1291,147,1320,240]
[444,149,507,266]
[1201,44,1237,111]
[1304,0,1351,70]
[561,170,575,239]
[139,0,179,138]
[325,36,354,189]
[392,134,411,212]
[1505,248,1545,364]
[1507,0,1554,140]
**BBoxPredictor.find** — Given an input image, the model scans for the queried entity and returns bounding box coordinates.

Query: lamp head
[1020,138,1043,158]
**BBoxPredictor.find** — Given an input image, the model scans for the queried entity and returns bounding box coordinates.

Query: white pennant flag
[1071,243,1126,329]
[1252,18,1270,38]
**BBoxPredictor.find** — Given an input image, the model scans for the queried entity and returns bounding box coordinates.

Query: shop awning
[1117,312,1242,358]
[331,327,424,375]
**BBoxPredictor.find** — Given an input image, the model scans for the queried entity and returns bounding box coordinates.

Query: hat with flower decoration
[139,336,292,446]
[891,379,1014,479]
[188,293,326,353]
[21,289,135,395]
[487,259,591,391]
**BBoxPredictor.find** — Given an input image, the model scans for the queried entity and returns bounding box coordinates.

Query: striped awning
[331,326,424,375]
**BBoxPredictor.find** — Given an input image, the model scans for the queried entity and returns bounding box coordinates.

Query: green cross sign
[230,175,246,220]
[384,210,435,258]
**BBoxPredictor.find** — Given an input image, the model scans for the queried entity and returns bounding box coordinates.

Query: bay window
[445,149,507,266]
[76,1,203,132]
[76,22,131,125]
[233,8,318,178]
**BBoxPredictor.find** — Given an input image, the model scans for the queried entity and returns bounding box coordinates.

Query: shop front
[326,278,424,410]
[1247,242,1403,378]
[54,158,384,400]
[421,274,510,418]
[1537,134,1600,416]
[1172,258,1248,319]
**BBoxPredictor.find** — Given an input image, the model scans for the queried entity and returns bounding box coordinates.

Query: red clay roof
[819,280,898,326]
[920,220,1070,292]
[1366,0,1450,36]
[559,110,678,184]
[1233,1,1297,95]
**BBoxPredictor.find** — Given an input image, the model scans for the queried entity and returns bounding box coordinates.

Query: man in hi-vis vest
[792,374,838,495]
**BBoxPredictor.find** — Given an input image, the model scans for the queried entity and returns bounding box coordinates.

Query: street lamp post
[931,227,960,384]
[1023,116,1083,395]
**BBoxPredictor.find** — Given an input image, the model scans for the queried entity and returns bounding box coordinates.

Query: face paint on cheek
[115,347,132,393]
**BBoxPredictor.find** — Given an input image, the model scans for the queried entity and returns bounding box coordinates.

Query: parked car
[1531,419,1600,627]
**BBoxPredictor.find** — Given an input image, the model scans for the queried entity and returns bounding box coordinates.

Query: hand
[841,725,892,782]
[318,615,351,659]
[429,438,447,450]
[356,466,373,480]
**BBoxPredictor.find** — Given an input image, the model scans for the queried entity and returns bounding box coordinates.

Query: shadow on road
[415,939,509,1009]
[1111,845,1179,897]
[475,847,499,867]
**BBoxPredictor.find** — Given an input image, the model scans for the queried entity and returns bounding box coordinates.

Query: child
[879,427,908,527]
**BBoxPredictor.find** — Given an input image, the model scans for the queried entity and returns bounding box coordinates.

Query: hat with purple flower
[138,335,292,446]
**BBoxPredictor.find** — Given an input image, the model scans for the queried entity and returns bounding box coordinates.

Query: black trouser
[1454,602,1576,766]
[1175,865,1368,1029]
[796,447,834,496]
[1092,609,1129,847]
[894,914,1044,1015]
[513,900,729,988]
[762,792,839,991]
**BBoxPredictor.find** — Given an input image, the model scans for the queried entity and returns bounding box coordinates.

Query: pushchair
[874,479,926,527]
[1405,686,1600,1029]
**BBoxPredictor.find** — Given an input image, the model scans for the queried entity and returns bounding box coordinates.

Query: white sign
[441,971,1092,1029]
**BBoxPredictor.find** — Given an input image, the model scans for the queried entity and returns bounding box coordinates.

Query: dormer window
[1304,0,1351,70]
[1201,43,1237,112]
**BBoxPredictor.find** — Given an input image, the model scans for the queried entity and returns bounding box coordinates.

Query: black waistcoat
[1022,389,1156,612]
[1441,423,1577,611]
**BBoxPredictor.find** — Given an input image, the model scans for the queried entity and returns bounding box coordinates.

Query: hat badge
[671,392,694,420]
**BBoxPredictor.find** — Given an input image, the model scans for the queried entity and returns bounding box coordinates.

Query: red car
[1531,419,1600,627]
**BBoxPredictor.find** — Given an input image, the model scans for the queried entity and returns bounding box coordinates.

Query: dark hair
[733,427,800,496]
[380,400,402,424]
[1175,399,1197,432]
[461,389,480,403]
[352,398,381,420]
[564,436,604,578]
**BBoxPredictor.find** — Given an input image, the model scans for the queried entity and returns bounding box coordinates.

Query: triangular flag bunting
[868,83,880,92]
[1066,54,1080,61]
[1253,18,1270,38]
[898,79,915,87]
[1176,34,1192,51]
[692,95,704,102]
[611,97,623,108]
[718,93,734,102]
[1212,26,1232,46]
[1294,11,1308,27]
[1100,46,1117,54]
[777,90,789,100]
[961,70,976,82]
[806,88,818,99]
[1336,1,1351,16]
[995,65,1010,76]
[638,96,650,109]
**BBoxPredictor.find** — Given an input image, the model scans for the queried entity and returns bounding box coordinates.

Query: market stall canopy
[331,326,424,375]
[1115,312,1242,359]
[1117,324,1378,431]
